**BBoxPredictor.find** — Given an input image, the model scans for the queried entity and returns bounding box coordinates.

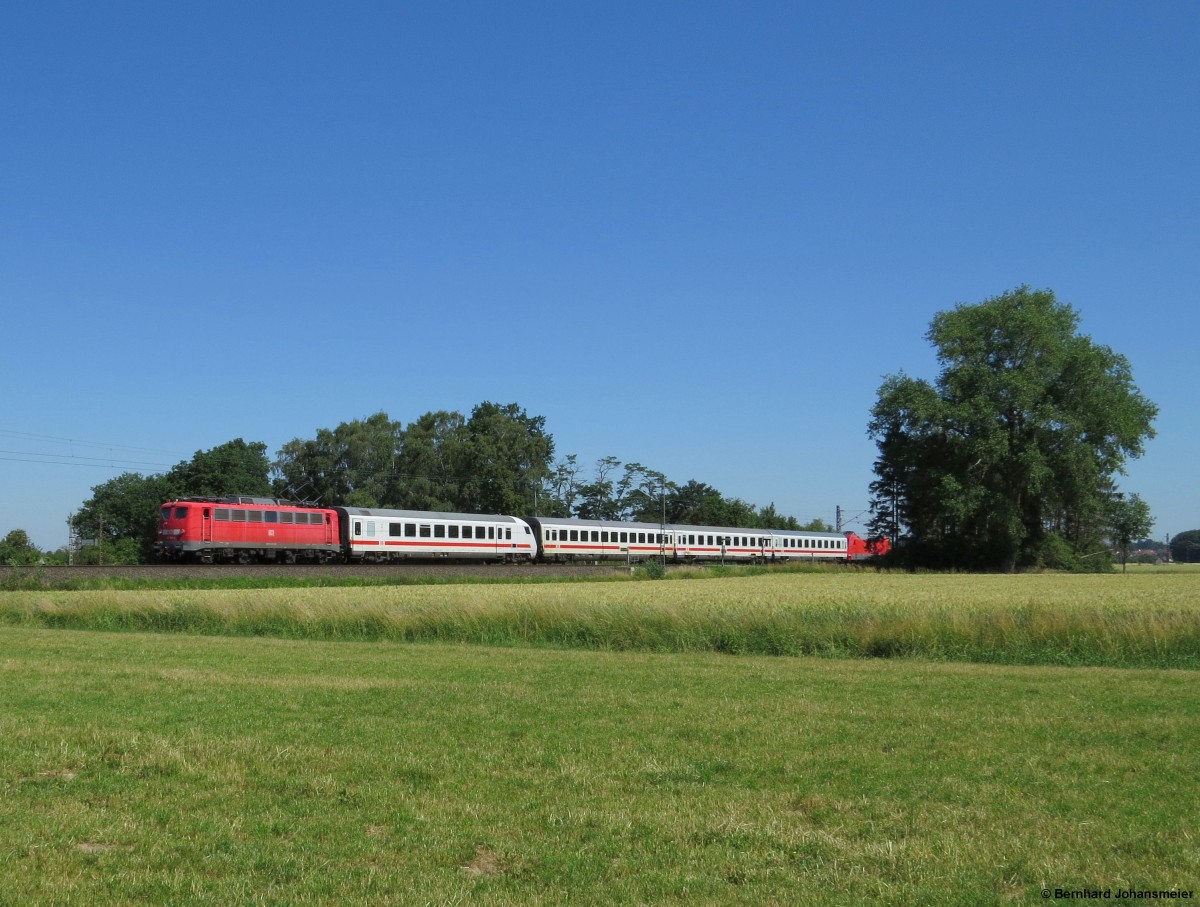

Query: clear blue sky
[2,1,1197,551]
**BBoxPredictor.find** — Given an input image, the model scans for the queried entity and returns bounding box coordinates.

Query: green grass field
[2,570,1198,904]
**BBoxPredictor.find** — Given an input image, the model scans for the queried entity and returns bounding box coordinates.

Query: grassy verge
[2,628,1196,905]
[3,571,1200,668]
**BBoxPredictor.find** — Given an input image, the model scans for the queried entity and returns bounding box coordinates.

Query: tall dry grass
[3,572,1198,667]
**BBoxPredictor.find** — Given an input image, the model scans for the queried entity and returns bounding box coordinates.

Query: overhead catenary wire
[0,429,192,472]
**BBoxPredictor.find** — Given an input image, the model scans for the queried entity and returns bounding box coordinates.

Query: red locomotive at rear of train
[157,497,341,564]
[846,533,889,561]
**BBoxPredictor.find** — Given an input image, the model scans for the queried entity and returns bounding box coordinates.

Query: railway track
[0,562,636,585]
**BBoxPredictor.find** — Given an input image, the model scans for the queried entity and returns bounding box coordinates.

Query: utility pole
[836,505,843,533]
[659,476,667,564]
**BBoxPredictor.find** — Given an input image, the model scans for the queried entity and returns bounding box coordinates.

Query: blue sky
[2,1,1197,551]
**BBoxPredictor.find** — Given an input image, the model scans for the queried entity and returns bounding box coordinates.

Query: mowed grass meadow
[2,569,1199,903]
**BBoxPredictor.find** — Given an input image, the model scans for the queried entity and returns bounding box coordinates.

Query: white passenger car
[525,517,849,563]
[335,508,536,562]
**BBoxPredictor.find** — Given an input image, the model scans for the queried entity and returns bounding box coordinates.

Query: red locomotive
[157,497,340,563]
[847,532,890,561]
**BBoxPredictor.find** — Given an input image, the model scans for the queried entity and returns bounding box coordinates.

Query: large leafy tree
[273,413,402,507]
[1,529,43,566]
[170,439,272,499]
[392,410,468,511]
[868,287,1157,571]
[663,480,758,528]
[457,402,555,515]
[72,471,174,562]
[1169,530,1200,564]
[74,439,273,562]
[273,405,555,515]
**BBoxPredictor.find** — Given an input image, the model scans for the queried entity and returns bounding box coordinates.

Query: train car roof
[335,507,529,523]
[166,497,334,509]
[527,516,844,537]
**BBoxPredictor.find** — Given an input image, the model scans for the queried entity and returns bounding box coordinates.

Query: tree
[392,410,468,511]
[456,402,554,515]
[616,463,669,522]
[1108,493,1154,572]
[1169,530,1200,564]
[540,454,583,517]
[574,456,623,520]
[0,529,42,566]
[168,439,272,499]
[273,413,402,506]
[869,287,1158,571]
[73,471,173,562]
[75,438,275,562]
[663,480,757,527]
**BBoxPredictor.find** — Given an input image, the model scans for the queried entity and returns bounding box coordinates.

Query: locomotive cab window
[173,506,188,519]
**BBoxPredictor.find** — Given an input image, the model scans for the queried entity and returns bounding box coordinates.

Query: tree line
[54,402,830,564]
[2,286,1175,571]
